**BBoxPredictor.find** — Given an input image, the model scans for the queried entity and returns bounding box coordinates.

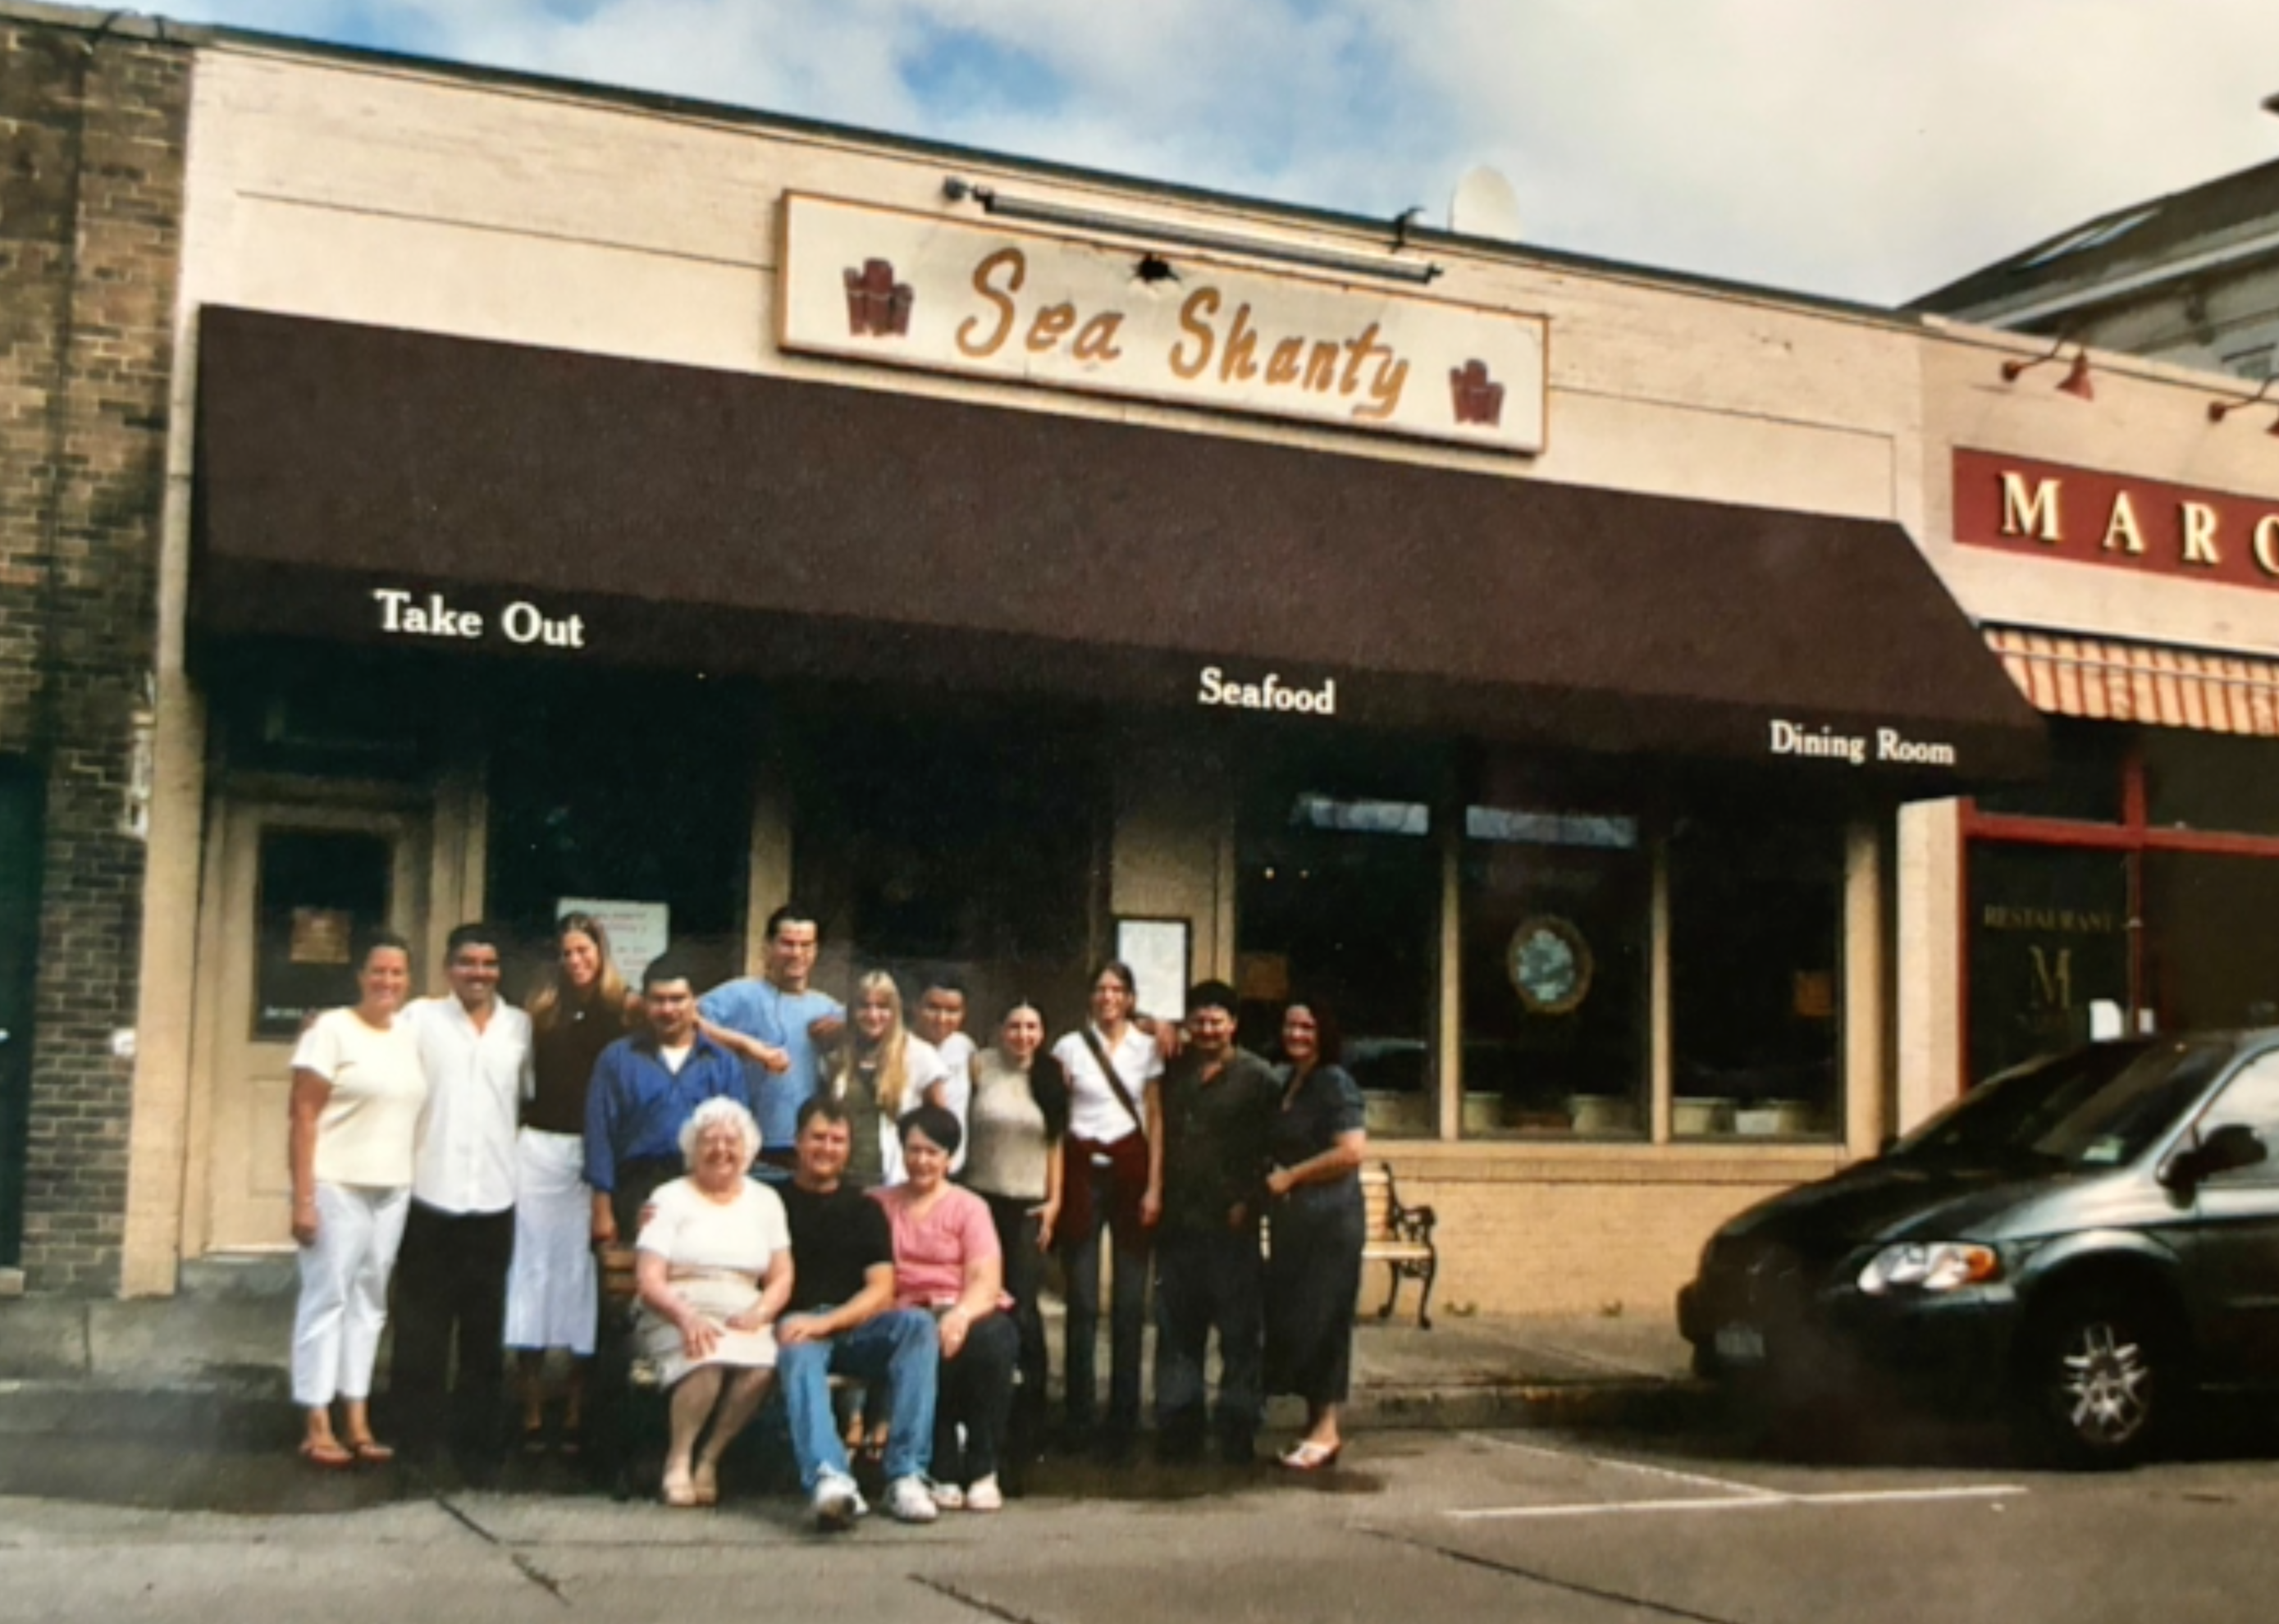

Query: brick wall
[0,12,188,1291]
[1380,1150,1847,1320]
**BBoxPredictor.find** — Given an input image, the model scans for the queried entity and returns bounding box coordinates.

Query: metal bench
[1360,1161,1439,1330]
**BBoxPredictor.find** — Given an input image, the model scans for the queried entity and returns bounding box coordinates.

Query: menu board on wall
[1117,917,1191,1023]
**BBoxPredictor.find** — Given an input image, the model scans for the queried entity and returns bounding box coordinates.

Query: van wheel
[2018,1291,2176,1469]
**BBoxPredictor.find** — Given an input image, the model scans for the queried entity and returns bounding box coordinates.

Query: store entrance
[192,798,430,1252]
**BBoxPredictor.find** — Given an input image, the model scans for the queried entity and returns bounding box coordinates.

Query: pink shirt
[869,1183,1008,1311]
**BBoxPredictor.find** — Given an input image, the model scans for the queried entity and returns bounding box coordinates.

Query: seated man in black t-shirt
[774,1096,943,1528]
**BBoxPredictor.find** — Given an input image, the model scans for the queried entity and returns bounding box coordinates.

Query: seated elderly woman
[633,1097,793,1507]
[870,1104,1021,1511]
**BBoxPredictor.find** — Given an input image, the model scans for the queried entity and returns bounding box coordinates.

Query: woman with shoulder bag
[1048,960,1162,1457]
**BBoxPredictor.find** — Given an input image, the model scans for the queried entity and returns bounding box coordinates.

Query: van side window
[2192,1055,2279,1184]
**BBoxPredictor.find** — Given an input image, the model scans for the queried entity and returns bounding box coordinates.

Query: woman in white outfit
[633,1097,792,1507]
[287,930,428,1468]
[505,912,636,1453]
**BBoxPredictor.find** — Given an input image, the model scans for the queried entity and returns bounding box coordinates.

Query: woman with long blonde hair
[826,970,947,1189]
[505,912,637,1453]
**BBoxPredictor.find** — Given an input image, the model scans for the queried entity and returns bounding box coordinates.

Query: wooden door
[198,801,429,1252]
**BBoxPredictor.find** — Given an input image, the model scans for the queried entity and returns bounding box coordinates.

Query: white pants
[503,1129,597,1356]
[292,1182,411,1407]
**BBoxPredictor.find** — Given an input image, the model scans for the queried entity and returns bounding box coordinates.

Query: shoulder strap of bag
[1080,1027,1148,1137]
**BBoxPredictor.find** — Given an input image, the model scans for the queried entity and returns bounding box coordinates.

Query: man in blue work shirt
[697,905,845,1171]
[585,953,751,1249]
[581,951,751,1489]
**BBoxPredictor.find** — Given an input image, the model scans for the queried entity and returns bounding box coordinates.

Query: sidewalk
[0,1266,1703,1439]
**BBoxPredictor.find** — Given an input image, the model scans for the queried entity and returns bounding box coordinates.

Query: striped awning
[1986,627,2279,737]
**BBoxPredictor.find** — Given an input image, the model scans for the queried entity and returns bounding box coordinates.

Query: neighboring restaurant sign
[1954,449,2279,591]
[777,193,1548,454]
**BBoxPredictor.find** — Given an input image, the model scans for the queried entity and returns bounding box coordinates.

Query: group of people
[283,903,1370,1528]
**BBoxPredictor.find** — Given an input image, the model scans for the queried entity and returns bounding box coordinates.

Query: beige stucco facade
[121,37,2279,1317]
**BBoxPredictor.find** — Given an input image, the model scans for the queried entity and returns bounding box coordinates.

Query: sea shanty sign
[777,193,1548,454]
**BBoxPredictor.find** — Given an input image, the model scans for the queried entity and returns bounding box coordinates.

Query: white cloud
[149,0,2279,303]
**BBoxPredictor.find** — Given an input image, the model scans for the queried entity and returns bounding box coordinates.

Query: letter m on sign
[2000,472,2062,543]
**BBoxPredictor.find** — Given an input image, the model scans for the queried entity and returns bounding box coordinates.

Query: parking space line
[1460,1431,1782,1499]
[1449,1484,2027,1522]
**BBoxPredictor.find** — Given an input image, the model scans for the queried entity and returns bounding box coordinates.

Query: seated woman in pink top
[870,1104,1020,1512]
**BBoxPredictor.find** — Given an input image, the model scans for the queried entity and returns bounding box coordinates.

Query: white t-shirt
[934,1031,977,1174]
[635,1175,791,1275]
[404,995,532,1215]
[293,1007,428,1188]
[1053,1024,1163,1145]
[875,1035,950,1188]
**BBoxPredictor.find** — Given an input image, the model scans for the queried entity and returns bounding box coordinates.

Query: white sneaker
[884,1474,940,1523]
[964,1474,1002,1512]
[811,1471,860,1533]
[925,1477,965,1510]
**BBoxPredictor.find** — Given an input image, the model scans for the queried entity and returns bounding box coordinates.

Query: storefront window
[253,829,392,1039]
[2144,851,2279,1031]
[1459,805,1649,1138]
[1966,844,2131,1083]
[792,700,1101,1025]
[1669,819,1842,1139]
[1235,744,1441,1138]
[2143,732,2279,837]
[488,673,751,991]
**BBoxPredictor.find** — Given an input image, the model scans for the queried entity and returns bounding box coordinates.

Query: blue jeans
[777,1307,939,1489]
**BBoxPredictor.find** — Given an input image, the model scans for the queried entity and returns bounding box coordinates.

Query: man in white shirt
[389,922,533,1479]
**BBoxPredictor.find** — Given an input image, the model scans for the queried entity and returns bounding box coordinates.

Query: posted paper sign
[558,898,669,988]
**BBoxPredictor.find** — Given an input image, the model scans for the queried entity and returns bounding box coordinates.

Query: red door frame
[1957,732,2279,1087]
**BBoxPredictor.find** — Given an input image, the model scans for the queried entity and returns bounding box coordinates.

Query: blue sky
[150,1,2279,305]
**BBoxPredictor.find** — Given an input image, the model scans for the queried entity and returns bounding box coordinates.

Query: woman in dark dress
[1262,998,1368,1471]
[505,911,637,1452]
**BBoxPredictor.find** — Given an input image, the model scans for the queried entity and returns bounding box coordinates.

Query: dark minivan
[1678,1031,2279,1465]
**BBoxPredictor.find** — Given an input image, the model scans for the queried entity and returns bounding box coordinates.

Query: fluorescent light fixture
[943,178,1443,286]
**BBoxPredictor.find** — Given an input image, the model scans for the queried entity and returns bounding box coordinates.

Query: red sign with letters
[1952,449,2279,592]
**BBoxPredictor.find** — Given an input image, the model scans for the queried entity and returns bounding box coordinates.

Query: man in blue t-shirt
[697,905,846,1169]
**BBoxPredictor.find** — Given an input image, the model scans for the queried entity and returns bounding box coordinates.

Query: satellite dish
[1450,165,1523,243]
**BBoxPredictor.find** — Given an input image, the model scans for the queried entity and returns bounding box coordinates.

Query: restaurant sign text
[778,194,1547,454]
[1954,448,2279,591]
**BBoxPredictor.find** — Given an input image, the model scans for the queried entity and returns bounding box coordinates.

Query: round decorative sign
[1507,915,1592,1015]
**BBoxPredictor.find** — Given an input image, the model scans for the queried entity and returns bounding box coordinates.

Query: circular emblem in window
[1507,915,1592,1015]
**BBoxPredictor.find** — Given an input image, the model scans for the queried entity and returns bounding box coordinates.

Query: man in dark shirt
[1152,979,1281,1464]
[775,1096,942,1529]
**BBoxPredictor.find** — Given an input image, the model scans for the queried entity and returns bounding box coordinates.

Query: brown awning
[1988,626,2279,737]
[191,306,2044,791]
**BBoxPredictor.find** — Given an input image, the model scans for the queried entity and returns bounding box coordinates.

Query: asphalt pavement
[6,1416,2279,1623]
